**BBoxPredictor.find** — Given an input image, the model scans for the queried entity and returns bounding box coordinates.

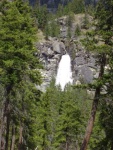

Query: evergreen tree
[82,12,90,29]
[33,4,48,30]
[96,97,113,149]
[0,0,42,149]
[57,4,64,17]
[37,80,91,150]
[80,0,113,149]
[36,80,62,149]
[66,13,74,39]
[44,20,60,38]
[55,86,84,150]
[75,24,81,36]
[64,0,85,15]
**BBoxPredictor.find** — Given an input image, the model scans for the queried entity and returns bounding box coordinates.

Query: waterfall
[56,54,73,90]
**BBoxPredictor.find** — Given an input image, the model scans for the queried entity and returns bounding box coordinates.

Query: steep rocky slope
[36,14,98,91]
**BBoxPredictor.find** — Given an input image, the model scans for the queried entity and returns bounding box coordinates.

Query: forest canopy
[0,0,113,150]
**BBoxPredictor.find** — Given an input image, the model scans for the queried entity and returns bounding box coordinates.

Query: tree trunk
[0,114,6,150]
[5,113,10,150]
[0,95,7,150]
[66,140,69,150]
[0,127,3,150]
[65,129,69,150]
[80,55,106,150]
[4,85,12,150]
[18,125,23,150]
[10,125,15,150]
[0,108,4,149]
[0,126,5,150]
[80,87,100,150]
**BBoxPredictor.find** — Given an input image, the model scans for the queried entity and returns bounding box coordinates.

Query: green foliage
[89,111,105,150]
[33,4,48,30]
[82,12,90,29]
[81,0,113,149]
[66,13,74,39]
[66,12,74,27]
[64,0,85,15]
[36,80,92,149]
[97,97,113,150]
[75,24,81,36]
[57,4,64,17]
[67,26,72,39]
[0,0,42,86]
[10,82,41,149]
[70,0,85,14]
[0,0,42,149]
[85,4,96,16]
[44,20,60,38]
[56,0,85,17]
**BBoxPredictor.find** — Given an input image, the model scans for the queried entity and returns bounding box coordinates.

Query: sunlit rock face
[36,14,98,91]
[36,39,66,92]
[36,37,97,92]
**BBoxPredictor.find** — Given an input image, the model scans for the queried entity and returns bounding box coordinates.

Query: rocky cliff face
[36,14,98,91]
[36,38,65,91]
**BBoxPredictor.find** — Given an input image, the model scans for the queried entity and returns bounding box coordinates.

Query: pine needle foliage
[0,0,42,149]
[80,0,113,149]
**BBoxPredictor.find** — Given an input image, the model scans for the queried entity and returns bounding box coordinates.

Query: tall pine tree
[0,0,42,149]
[80,0,113,149]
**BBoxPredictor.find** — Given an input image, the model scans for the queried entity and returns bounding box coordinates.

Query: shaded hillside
[29,0,70,7]
[29,0,98,8]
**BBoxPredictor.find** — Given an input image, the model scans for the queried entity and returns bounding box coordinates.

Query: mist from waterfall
[56,54,73,90]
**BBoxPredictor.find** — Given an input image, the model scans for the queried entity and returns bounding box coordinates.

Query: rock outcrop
[36,14,98,91]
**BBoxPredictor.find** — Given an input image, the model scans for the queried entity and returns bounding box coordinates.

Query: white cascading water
[56,54,73,90]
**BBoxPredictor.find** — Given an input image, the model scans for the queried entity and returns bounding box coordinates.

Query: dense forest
[0,0,113,150]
